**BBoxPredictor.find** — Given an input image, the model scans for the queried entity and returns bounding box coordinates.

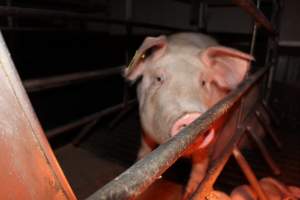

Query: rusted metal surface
[86,66,269,200]
[246,126,281,175]
[23,66,123,93]
[47,99,137,139]
[232,0,275,34]
[255,110,282,149]
[0,6,192,32]
[232,148,269,200]
[0,32,76,199]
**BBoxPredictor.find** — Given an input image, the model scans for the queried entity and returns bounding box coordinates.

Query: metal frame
[0,31,76,200]
[0,0,282,199]
[23,66,123,92]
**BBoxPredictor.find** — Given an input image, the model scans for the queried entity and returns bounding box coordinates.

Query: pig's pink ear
[200,46,254,90]
[124,35,167,81]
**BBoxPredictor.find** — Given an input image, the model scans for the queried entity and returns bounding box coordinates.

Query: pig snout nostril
[178,124,187,131]
[170,112,201,137]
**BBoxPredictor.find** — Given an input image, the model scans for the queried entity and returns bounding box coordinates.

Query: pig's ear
[200,46,254,90]
[124,35,167,81]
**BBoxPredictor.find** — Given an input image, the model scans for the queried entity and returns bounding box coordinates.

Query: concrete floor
[55,145,126,199]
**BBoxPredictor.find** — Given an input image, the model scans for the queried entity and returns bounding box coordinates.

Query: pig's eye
[201,80,206,86]
[156,76,163,82]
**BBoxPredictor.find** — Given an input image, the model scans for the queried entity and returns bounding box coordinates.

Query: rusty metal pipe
[86,66,269,200]
[246,126,280,175]
[23,66,123,92]
[255,110,282,149]
[47,99,136,139]
[232,147,269,200]
[232,0,275,34]
[0,6,192,32]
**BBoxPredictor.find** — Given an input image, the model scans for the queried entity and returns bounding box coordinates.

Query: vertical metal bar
[265,0,281,102]
[6,0,13,28]
[255,110,282,149]
[199,1,207,32]
[261,100,280,127]
[246,126,280,175]
[124,0,133,105]
[109,0,133,128]
[190,0,200,30]
[232,147,269,200]
[249,0,260,56]
[235,0,260,132]
[125,0,133,63]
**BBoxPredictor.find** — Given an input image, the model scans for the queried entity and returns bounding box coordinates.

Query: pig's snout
[171,112,202,137]
[171,112,215,149]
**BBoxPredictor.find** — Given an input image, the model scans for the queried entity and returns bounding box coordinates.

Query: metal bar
[23,66,123,92]
[249,0,260,56]
[73,119,99,146]
[0,31,76,199]
[261,100,280,127]
[246,126,281,175]
[24,0,108,12]
[108,103,135,129]
[255,110,282,149]
[232,148,269,200]
[47,99,136,139]
[86,66,269,200]
[6,0,13,27]
[191,98,261,200]
[265,0,281,101]
[231,0,275,34]
[0,6,192,32]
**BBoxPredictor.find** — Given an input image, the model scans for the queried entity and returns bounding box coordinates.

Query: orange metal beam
[0,32,76,200]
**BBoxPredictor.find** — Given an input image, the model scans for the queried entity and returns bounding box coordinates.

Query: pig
[124,32,253,199]
[230,177,300,200]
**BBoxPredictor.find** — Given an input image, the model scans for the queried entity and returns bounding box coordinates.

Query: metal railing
[86,66,269,200]
[0,6,193,32]
[23,66,123,92]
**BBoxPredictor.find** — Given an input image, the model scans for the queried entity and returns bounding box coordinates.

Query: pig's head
[124,35,253,146]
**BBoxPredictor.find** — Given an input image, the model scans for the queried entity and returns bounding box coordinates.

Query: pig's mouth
[170,112,215,149]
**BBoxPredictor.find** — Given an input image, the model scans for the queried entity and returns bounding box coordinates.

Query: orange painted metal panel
[0,33,76,200]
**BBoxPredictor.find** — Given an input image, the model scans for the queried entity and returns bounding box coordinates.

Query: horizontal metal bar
[23,66,123,92]
[23,0,108,12]
[47,99,137,139]
[86,66,269,200]
[0,6,192,32]
[232,0,275,34]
